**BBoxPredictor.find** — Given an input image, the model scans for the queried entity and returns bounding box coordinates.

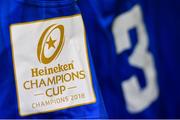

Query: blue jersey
[0,0,107,118]
[1,0,180,118]
[78,0,180,118]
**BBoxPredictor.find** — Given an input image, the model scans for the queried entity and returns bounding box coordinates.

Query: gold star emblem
[46,37,56,49]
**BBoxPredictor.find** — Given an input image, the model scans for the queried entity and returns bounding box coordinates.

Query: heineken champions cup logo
[37,24,65,64]
[10,15,96,116]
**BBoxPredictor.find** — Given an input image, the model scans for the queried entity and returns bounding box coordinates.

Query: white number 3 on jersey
[112,5,159,113]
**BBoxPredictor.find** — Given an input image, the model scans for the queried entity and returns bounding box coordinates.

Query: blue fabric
[0,0,107,118]
[1,0,180,118]
[77,0,180,118]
